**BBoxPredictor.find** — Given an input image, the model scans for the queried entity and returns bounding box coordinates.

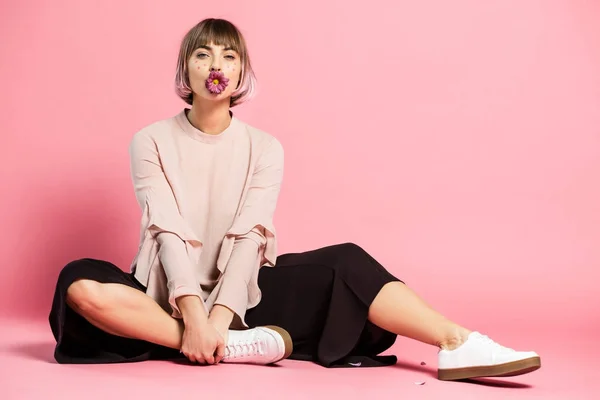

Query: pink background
[1,0,599,398]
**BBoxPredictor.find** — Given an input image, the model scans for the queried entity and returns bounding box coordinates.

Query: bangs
[188,19,243,55]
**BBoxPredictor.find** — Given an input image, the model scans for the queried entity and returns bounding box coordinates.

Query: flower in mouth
[205,70,230,94]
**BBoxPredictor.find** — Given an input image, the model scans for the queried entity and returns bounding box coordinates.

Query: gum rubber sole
[438,356,541,381]
[263,325,294,362]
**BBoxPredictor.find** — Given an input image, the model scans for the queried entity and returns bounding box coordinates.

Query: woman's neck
[187,100,232,135]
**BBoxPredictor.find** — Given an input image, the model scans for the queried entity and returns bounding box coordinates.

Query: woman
[49,18,541,381]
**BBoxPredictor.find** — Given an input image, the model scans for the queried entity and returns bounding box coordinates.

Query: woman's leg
[66,279,183,349]
[368,282,471,350]
[284,242,469,351]
[65,279,292,366]
[357,246,540,380]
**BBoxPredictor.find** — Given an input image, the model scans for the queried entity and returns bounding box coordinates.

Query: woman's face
[188,42,241,102]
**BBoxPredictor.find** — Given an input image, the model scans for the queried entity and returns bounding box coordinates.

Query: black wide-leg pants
[49,242,403,368]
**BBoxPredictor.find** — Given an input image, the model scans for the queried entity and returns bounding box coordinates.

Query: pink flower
[205,71,230,94]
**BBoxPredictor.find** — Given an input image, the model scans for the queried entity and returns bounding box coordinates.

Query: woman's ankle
[437,326,472,351]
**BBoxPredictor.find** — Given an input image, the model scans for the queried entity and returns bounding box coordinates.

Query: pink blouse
[127,109,283,328]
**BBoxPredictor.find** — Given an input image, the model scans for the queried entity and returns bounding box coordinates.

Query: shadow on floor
[392,359,533,388]
[7,342,57,364]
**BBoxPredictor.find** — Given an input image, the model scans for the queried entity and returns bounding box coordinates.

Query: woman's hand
[180,320,225,365]
[176,295,225,365]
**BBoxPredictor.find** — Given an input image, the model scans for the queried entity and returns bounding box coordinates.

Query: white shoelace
[476,334,515,353]
[225,334,265,359]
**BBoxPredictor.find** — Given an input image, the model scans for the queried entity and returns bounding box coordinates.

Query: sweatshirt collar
[176,108,240,144]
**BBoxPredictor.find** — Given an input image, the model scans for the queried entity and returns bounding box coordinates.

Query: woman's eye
[197,53,208,58]
[225,55,236,60]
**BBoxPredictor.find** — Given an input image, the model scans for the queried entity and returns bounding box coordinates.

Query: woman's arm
[157,232,206,320]
[211,137,284,328]
[129,131,205,318]
[211,228,266,330]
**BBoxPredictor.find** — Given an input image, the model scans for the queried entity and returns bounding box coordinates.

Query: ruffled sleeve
[209,137,284,327]
[128,131,205,318]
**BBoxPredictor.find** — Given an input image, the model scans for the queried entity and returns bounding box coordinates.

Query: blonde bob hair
[175,18,257,107]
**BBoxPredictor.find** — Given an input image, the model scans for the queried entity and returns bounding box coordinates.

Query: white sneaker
[221,325,293,365]
[437,331,541,380]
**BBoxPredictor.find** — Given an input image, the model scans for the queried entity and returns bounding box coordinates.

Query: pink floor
[1,317,597,399]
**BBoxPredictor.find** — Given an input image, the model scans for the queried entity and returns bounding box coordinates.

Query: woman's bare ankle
[437,326,472,351]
